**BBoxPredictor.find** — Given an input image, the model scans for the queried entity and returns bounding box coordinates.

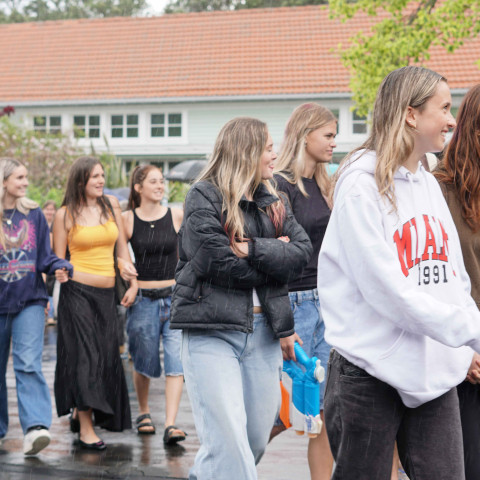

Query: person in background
[170,117,312,480]
[42,200,57,325]
[0,157,72,455]
[122,164,186,444]
[318,66,480,479]
[53,156,136,450]
[273,103,336,480]
[434,83,480,480]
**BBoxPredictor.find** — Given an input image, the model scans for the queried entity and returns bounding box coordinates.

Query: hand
[280,333,303,361]
[55,268,69,283]
[231,241,249,258]
[466,353,480,384]
[119,260,138,282]
[278,236,290,243]
[121,286,138,308]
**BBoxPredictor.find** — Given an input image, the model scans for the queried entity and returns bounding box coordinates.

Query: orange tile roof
[0,5,479,103]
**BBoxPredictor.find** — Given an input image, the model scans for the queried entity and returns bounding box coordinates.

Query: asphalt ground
[0,324,312,480]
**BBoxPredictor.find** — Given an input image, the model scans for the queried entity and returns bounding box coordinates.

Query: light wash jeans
[182,314,283,480]
[0,305,52,438]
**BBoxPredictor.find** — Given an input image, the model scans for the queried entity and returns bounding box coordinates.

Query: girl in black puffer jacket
[171,117,312,480]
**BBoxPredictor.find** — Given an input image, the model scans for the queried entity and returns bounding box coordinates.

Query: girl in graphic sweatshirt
[318,66,480,480]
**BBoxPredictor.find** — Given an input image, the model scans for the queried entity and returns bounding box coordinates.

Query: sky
[146,0,170,14]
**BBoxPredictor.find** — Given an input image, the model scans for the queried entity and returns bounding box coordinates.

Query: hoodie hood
[335,149,427,203]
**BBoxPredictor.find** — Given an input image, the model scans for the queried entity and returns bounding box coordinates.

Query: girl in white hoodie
[318,66,480,480]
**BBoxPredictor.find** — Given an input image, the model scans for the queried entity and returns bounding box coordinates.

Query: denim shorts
[126,293,183,378]
[289,288,331,410]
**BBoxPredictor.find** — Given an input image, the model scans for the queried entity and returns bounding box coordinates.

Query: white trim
[6,92,353,108]
[5,89,469,108]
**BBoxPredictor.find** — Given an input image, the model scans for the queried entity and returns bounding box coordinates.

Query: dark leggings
[458,381,480,480]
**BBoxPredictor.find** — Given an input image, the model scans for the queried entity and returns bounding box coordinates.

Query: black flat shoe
[69,415,80,433]
[78,439,106,451]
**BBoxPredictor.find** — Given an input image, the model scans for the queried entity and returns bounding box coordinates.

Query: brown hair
[435,84,480,231]
[127,164,161,210]
[62,156,110,227]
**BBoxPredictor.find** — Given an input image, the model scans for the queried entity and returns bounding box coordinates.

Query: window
[151,113,183,138]
[352,111,368,134]
[330,108,340,134]
[73,115,100,138]
[111,114,138,138]
[33,115,62,134]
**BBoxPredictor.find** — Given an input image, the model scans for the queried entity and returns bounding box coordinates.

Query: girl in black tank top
[122,165,186,444]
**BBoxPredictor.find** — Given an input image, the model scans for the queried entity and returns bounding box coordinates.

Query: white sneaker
[23,428,51,455]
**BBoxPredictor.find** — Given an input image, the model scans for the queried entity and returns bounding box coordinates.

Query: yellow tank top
[68,218,118,277]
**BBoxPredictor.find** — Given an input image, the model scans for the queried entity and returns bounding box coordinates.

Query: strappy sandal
[136,413,156,435]
[163,425,187,445]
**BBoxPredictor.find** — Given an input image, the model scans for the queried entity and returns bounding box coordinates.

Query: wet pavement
[1,324,312,480]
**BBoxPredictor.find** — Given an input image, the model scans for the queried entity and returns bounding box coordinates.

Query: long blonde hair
[275,103,336,202]
[196,117,285,254]
[0,157,38,250]
[343,66,446,209]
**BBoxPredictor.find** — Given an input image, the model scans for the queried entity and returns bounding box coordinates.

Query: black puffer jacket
[170,181,312,338]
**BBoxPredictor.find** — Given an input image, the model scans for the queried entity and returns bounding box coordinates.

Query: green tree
[0,116,82,204]
[164,0,326,14]
[329,0,480,116]
[0,0,146,23]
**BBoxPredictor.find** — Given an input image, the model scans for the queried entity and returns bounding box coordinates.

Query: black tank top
[130,208,178,281]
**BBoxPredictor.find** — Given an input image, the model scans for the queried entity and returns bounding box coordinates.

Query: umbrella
[165,160,207,183]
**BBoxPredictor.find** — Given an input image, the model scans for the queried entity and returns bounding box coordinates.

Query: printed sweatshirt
[0,207,72,315]
[318,150,480,408]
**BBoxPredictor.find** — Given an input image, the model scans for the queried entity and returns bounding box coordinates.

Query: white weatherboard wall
[10,91,464,168]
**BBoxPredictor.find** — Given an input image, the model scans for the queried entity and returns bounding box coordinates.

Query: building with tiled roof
[1,5,479,169]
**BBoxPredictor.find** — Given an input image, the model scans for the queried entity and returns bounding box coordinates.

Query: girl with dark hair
[274,102,336,480]
[122,164,186,443]
[170,117,312,479]
[0,158,72,455]
[435,83,480,480]
[53,156,136,450]
[318,66,480,479]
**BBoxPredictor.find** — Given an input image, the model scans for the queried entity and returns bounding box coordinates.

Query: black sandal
[136,413,156,435]
[163,425,187,445]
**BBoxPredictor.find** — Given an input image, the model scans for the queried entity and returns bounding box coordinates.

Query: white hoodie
[318,150,480,408]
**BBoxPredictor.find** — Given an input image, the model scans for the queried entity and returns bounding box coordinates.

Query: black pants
[324,350,465,480]
[458,381,480,480]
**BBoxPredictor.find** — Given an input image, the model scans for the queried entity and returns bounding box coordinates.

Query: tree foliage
[0,0,146,23]
[329,0,480,116]
[0,116,82,204]
[164,0,326,14]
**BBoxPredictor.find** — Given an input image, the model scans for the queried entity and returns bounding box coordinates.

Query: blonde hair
[343,66,446,209]
[196,117,285,254]
[275,103,336,203]
[0,157,38,250]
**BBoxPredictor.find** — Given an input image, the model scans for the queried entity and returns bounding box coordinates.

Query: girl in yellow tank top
[68,218,118,277]
[52,156,137,450]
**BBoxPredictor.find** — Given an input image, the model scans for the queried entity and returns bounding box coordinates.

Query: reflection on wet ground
[1,325,311,479]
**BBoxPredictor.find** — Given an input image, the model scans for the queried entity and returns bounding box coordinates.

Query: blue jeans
[289,288,331,409]
[182,314,283,480]
[127,294,182,378]
[0,305,52,437]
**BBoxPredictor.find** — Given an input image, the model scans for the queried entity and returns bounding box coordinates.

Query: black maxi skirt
[54,280,132,431]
